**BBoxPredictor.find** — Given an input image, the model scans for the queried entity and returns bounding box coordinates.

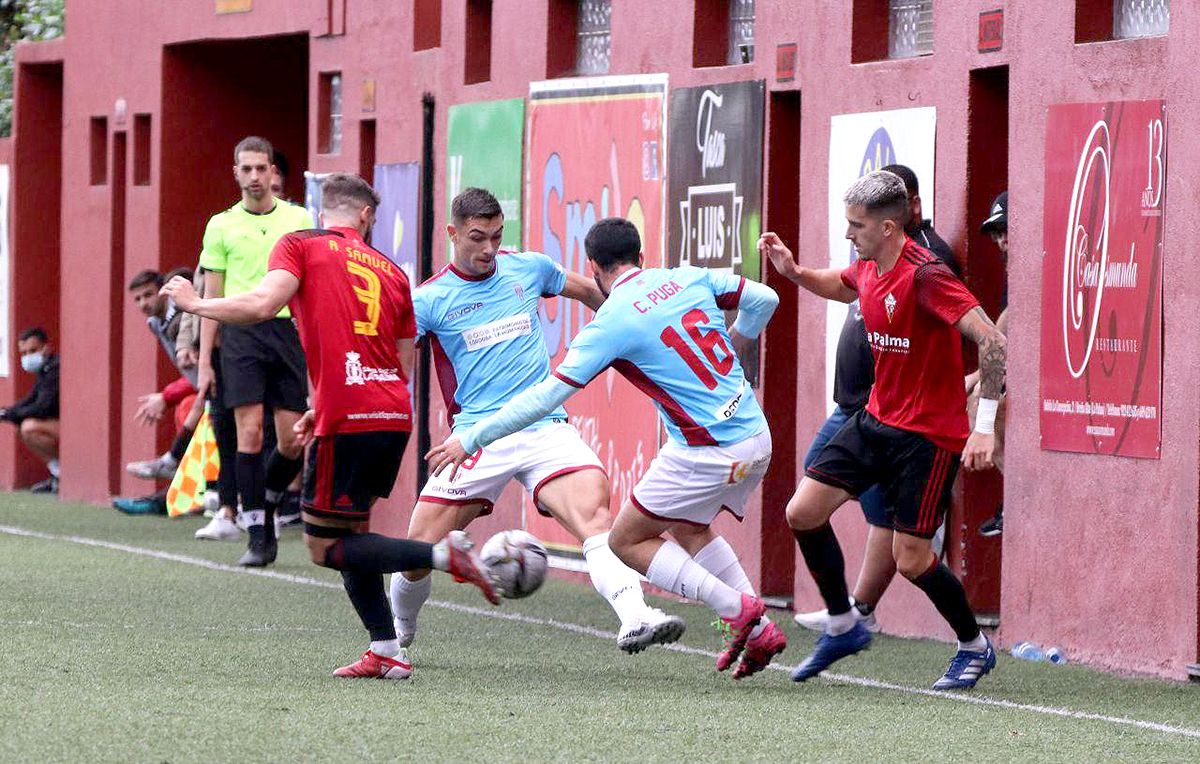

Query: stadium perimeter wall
[3,1,1196,679]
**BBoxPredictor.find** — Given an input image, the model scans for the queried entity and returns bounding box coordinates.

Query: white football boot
[617,608,687,653]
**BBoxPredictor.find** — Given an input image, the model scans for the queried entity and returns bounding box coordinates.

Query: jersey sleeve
[267,234,306,280]
[552,315,622,389]
[197,217,227,272]
[914,262,980,325]
[840,261,861,292]
[531,252,567,297]
[705,269,747,310]
[396,274,418,340]
[411,288,433,341]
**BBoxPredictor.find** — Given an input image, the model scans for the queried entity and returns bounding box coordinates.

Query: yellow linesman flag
[167,411,219,518]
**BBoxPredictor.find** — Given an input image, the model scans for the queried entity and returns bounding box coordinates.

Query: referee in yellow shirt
[196,136,312,566]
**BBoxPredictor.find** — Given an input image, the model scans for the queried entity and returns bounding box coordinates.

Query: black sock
[793,523,851,616]
[908,558,981,643]
[340,569,396,642]
[236,451,268,541]
[323,533,435,574]
[264,449,304,519]
[168,427,194,462]
[210,403,238,509]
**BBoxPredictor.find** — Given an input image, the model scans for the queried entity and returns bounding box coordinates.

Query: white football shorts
[631,427,772,527]
[420,421,605,515]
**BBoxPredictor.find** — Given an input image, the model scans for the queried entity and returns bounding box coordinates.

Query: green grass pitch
[0,493,1196,762]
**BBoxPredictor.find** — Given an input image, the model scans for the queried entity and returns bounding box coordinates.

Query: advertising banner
[371,161,420,283]
[447,98,525,249]
[826,107,936,411]
[525,74,667,551]
[1039,100,1164,459]
[666,80,763,277]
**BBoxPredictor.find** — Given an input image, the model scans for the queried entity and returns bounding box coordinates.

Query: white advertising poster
[825,107,936,411]
[0,164,9,378]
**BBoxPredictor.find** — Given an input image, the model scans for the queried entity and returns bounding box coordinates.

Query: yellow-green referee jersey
[198,200,313,319]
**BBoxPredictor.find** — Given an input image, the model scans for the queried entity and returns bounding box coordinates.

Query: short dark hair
[585,218,642,271]
[128,269,164,291]
[19,327,47,343]
[880,164,919,196]
[272,149,290,182]
[321,173,381,213]
[233,136,274,164]
[451,187,502,225]
[164,266,195,284]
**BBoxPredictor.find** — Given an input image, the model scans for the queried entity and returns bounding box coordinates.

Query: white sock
[959,633,988,652]
[242,509,265,528]
[430,541,450,571]
[389,573,432,647]
[827,610,857,636]
[646,541,742,618]
[583,532,651,624]
[370,639,400,658]
[693,536,770,638]
[47,459,60,478]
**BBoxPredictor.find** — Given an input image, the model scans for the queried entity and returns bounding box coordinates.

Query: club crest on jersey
[345,352,366,385]
[513,284,525,300]
[344,351,401,386]
[884,291,897,323]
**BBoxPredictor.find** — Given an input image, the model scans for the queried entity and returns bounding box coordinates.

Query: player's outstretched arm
[957,306,1007,471]
[561,270,606,311]
[426,376,577,480]
[758,232,857,303]
[162,270,300,325]
[726,279,780,359]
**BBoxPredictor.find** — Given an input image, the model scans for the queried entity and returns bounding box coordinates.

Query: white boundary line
[3,523,1199,741]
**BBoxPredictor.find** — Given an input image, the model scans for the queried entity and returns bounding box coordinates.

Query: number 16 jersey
[552,266,765,448]
[269,226,417,437]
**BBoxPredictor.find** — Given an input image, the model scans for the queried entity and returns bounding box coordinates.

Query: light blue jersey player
[430,218,787,680]
[414,249,569,432]
[391,190,683,672]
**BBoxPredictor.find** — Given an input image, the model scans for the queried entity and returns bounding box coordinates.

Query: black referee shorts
[218,318,308,412]
[805,409,959,539]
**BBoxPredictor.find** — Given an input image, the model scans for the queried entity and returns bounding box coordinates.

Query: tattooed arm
[956,306,1007,470]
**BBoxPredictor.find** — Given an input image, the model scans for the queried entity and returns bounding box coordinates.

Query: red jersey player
[163,173,498,680]
[760,169,1007,690]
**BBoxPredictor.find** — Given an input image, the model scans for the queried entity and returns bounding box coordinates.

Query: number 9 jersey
[552,266,765,448]
[268,226,416,437]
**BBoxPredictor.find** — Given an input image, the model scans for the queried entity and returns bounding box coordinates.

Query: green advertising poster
[447,98,525,248]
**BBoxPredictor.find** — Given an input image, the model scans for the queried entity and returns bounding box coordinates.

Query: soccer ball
[480,529,548,599]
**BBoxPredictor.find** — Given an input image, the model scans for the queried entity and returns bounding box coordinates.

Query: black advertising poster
[667,80,764,277]
[667,80,764,383]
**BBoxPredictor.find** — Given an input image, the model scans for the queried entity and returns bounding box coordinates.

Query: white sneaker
[126,453,179,480]
[195,513,241,541]
[792,607,830,632]
[202,491,220,517]
[617,608,687,654]
[793,602,880,633]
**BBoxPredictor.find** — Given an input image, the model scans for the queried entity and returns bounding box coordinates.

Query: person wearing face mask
[0,327,61,493]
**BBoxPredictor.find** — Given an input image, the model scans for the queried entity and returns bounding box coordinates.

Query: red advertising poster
[524,75,667,552]
[1039,100,1165,458]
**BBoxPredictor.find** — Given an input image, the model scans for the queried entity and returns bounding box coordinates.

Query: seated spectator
[114,269,204,515]
[125,268,200,480]
[0,327,60,493]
